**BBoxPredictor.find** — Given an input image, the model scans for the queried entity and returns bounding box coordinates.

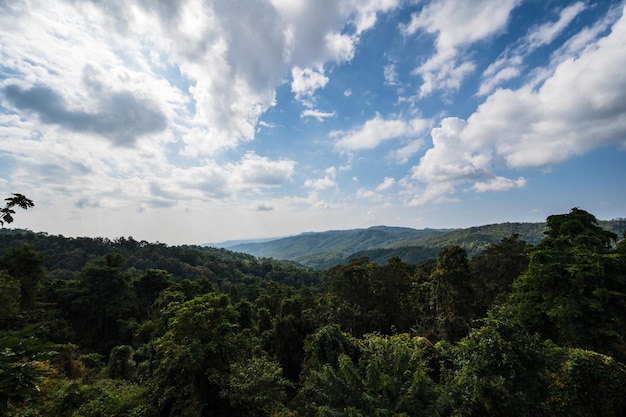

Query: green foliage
[0,244,45,311]
[107,345,136,380]
[1,207,625,417]
[545,346,626,417]
[221,356,292,417]
[447,313,548,417]
[148,292,249,417]
[430,246,474,342]
[0,326,57,413]
[299,332,442,417]
[469,234,529,314]
[30,378,148,417]
[321,257,416,337]
[510,208,626,352]
[0,271,20,320]
[67,255,136,353]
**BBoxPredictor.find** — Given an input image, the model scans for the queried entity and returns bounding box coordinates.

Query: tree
[0,271,20,320]
[321,257,417,336]
[510,208,626,353]
[68,254,135,353]
[0,194,34,227]
[0,326,57,413]
[221,356,292,417]
[298,331,442,417]
[148,292,250,417]
[0,244,45,311]
[448,312,548,417]
[469,234,529,314]
[430,246,474,342]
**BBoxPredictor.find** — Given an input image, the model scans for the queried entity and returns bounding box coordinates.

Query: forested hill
[2,208,626,416]
[224,219,626,269]
[0,229,321,289]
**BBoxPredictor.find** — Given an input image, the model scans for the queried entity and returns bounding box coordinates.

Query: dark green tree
[0,271,20,320]
[148,292,250,417]
[69,253,135,353]
[0,244,45,311]
[0,326,57,413]
[430,246,474,342]
[469,234,529,314]
[510,208,626,353]
[298,332,442,417]
[447,312,548,417]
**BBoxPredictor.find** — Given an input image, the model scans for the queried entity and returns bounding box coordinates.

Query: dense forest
[1,207,626,416]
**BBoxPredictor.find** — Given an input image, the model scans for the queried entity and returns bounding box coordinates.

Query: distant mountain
[227,226,447,269]
[206,236,286,249]
[225,220,626,270]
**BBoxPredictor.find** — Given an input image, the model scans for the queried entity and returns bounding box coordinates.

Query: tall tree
[69,253,135,353]
[148,292,251,417]
[510,208,626,353]
[430,246,474,342]
[0,244,45,311]
[469,234,529,314]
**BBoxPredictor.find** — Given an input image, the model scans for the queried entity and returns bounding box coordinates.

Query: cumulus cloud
[165,152,296,201]
[305,167,338,190]
[1,0,400,157]
[291,66,330,104]
[334,114,429,151]
[231,152,296,186]
[473,176,527,192]
[402,0,520,97]
[3,84,166,146]
[410,5,626,204]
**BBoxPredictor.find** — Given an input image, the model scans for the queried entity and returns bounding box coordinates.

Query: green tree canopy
[510,208,626,353]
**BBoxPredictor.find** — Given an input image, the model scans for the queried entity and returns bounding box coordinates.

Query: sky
[1,0,626,245]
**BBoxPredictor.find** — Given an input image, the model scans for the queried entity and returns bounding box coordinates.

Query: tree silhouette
[0,193,34,226]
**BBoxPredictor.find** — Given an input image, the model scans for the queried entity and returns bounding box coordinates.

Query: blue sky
[1,0,625,245]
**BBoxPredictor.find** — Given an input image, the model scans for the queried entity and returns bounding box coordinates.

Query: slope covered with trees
[1,208,626,417]
[226,220,626,269]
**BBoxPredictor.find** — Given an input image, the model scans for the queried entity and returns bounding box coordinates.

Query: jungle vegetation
[1,207,626,417]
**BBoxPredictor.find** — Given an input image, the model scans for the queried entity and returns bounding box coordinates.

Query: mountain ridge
[217,219,626,269]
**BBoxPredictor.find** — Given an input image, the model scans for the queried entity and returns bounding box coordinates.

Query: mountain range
[210,219,626,270]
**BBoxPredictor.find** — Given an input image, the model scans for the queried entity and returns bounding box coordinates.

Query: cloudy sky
[1,0,625,245]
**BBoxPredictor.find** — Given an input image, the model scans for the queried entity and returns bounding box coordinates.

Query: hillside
[0,229,322,289]
[225,219,626,269]
[226,226,448,269]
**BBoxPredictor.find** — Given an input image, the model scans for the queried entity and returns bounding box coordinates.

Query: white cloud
[473,176,527,192]
[1,0,401,159]
[384,63,400,86]
[402,0,520,97]
[291,66,330,104]
[376,177,395,191]
[301,109,336,121]
[478,1,586,96]
[526,2,586,50]
[414,118,486,180]
[334,114,429,151]
[388,139,425,164]
[305,166,338,190]
[230,152,296,187]
[410,5,626,204]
